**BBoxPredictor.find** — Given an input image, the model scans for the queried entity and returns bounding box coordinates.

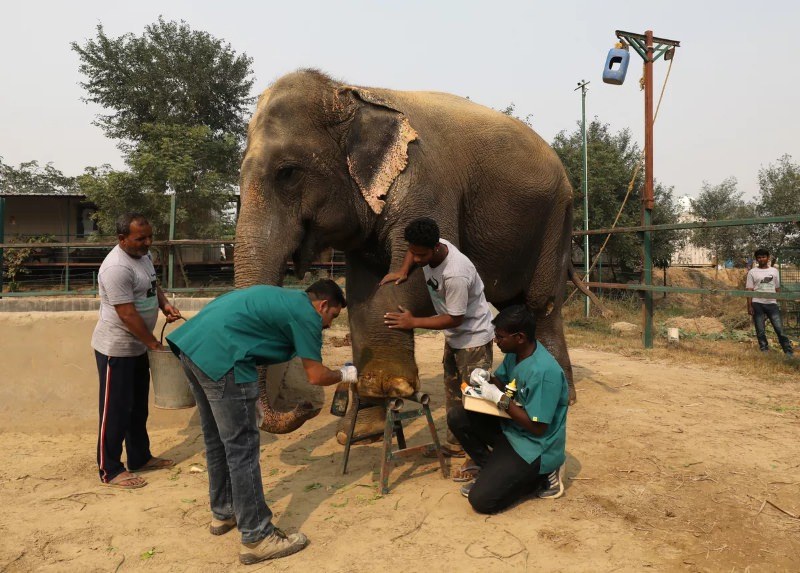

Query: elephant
[235,69,598,434]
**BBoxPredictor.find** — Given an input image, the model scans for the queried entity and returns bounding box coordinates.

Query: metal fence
[573,214,800,346]
[0,238,346,297]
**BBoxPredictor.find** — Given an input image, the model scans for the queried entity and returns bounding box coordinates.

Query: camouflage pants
[443,341,494,448]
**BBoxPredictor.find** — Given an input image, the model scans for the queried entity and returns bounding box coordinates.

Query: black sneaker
[537,464,565,499]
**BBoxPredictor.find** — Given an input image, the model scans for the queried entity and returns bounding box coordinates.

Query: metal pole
[580,80,590,318]
[642,30,655,348]
[65,197,71,293]
[168,194,176,290]
[0,197,5,298]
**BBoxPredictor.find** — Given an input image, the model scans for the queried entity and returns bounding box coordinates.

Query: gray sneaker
[460,480,475,498]
[239,528,309,564]
[537,464,565,499]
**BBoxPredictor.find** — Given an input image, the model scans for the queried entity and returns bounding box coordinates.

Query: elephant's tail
[568,264,609,316]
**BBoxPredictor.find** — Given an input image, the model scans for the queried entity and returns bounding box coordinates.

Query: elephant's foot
[335,403,386,446]
[257,400,321,434]
[356,357,419,398]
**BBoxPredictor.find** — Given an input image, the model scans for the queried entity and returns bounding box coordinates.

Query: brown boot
[209,516,236,536]
[239,528,309,564]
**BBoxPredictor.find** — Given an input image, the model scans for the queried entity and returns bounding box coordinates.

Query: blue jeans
[179,353,273,543]
[752,302,793,354]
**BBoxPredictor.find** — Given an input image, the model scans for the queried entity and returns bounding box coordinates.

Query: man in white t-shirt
[91,213,182,488]
[382,217,494,479]
[745,248,793,356]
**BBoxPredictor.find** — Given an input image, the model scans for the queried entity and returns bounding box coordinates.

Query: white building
[673,195,714,266]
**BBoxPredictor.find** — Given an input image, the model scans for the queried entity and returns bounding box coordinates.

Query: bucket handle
[159,316,186,345]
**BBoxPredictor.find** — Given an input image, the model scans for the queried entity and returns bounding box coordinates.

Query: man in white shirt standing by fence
[746,248,793,357]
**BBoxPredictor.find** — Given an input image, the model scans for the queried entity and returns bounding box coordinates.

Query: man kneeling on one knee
[447,305,569,514]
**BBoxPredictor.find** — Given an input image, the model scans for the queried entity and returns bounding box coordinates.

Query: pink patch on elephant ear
[338,87,418,215]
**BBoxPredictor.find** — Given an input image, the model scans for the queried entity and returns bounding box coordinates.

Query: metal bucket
[148,319,196,409]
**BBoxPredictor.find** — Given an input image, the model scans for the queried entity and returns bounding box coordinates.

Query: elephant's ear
[338,87,417,215]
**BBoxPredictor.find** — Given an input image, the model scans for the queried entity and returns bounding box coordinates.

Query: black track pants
[95,351,152,482]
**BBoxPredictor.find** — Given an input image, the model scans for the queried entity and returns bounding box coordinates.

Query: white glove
[479,380,504,404]
[469,368,491,388]
[339,364,358,384]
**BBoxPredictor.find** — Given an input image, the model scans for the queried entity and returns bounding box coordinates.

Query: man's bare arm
[156,287,182,322]
[507,402,548,436]
[114,303,161,350]
[380,250,415,286]
[301,359,345,387]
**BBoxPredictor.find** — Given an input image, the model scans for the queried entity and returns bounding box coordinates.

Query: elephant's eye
[275,165,302,186]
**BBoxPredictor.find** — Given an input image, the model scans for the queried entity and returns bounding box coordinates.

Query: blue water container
[602,46,630,85]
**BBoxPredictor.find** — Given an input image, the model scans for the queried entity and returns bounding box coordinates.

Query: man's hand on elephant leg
[379,272,408,286]
[384,306,417,330]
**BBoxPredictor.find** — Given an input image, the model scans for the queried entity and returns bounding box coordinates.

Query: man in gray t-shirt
[383,217,494,478]
[92,213,182,489]
[745,248,793,356]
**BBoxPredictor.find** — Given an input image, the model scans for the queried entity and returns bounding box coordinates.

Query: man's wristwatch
[497,394,512,411]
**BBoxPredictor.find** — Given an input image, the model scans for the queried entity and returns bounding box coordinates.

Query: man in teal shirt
[447,305,568,514]
[167,279,357,564]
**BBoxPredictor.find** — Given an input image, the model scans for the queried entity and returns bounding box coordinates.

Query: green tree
[0,158,77,195]
[498,102,533,127]
[690,178,753,265]
[751,154,800,262]
[71,18,254,241]
[552,119,682,275]
[71,17,254,145]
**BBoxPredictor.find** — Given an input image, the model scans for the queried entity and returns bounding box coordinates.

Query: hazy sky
[2,1,798,200]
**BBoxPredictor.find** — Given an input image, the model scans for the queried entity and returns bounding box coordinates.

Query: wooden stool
[341,389,449,494]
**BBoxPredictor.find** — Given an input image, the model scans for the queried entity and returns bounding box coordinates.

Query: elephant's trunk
[234,182,296,288]
[256,369,321,434]
[235,177,318,433]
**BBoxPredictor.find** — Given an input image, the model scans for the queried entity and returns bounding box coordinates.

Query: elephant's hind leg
[524,195,576,403]
[532,309,576,404]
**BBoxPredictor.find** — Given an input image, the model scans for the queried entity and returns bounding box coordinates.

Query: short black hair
[492,305,536,341]
[306,279,347,308]
[754,248,770,258]
[404,217,440,249]
[116,213,150,237]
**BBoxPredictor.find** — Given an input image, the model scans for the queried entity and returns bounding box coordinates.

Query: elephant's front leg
[345,251,432,398]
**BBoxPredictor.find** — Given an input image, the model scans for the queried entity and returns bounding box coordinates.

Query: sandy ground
[1,314,799,572]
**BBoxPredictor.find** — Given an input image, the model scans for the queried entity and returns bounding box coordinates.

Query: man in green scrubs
[447,304,568,514]
[166,279,356,564]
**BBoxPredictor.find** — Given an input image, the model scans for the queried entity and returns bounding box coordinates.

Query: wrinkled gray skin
[236,70,578,434]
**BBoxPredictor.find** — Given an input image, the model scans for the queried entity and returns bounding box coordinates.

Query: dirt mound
[665,315,725,334]
[659,267,746,289]
[651,267,748,310]
[611,321,640,335]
